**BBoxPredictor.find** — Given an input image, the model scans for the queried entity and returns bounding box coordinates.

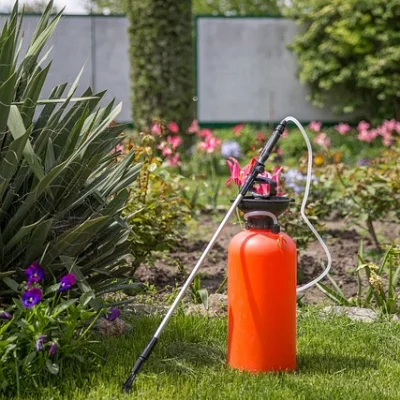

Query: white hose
[283,116,332,293]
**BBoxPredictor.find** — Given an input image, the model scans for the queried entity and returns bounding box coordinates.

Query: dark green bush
[127,0,194,130]
[0,4,141,301]
[287,0,400,120]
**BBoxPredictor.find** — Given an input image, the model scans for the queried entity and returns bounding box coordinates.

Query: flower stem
[76,310,103,343]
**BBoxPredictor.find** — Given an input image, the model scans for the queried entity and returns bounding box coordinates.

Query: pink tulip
[382,119,397,132]
[198,128,213,138]
[157,141,173,156]
[167,135,183,149]
[395,122,400,134]
[382,136,393,147]
[314,132,331,148]
[167,153,182,167]
[226,158,282,196]
[377,126,393,146]
[256,132,266,142]
[233,124,245,137]
[357,120,370,132]
[226,158,242,186]
[308,121,322,132]
[168,121,180,134]
[272,167,283,188]
[334,123,352,135]
[198,135,221,153]
[254,171,272,195]
[281,128,289,138]
[277,147,284,156]
[188,120,200,134]
[162,146,173,156]
[151,123,162,135]
[357,129,377,143]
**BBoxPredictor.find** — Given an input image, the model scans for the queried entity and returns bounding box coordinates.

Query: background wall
[0,14,335,123]
[197,17,335,123]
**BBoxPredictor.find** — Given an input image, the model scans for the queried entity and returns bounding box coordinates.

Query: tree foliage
[287,0,400,120]
[86,0,281,15]
[127,0,194,130]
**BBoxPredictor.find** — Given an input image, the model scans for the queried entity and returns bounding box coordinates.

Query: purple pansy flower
[25,262,46,283]
[0,311,12,320]
[358,158,371,166]
[49,342,59,355]
[22,288,43,308]
[36,335,48,352]
[59,273,77,292]
[106,307,120,322]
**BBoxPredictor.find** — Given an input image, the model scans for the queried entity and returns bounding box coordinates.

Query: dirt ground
[136,215,400,304]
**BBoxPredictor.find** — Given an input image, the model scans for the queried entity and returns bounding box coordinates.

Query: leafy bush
[127,0,194,130]
[287,0,400,120]
[337,148,400,248]
[124,133,191,270]
[0,3,141,301]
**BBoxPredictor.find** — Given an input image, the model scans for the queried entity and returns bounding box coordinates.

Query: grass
[6,309,400,400]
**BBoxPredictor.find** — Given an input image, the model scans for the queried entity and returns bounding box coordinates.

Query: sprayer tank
[227,228,297,372]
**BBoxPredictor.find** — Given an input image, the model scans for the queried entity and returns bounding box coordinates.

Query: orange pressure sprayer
[123,117,332,392]
[228,185,297,372]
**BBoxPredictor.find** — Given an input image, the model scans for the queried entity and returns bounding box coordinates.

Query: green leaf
[198,289,209,310]
[80,290,96,307]
[24,351,37,366]
[12,96,99,105]
[23,218,54,266]
[7,105,45,181]
[45,138,56,172]
[44,284,61,296]
[46,359,59,375]
[316,282,350,306]
[0,127,31,200]
[52,299,78,317]
[2,277,20,294]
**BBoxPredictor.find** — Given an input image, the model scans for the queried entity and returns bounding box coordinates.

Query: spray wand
[122,117,332,392]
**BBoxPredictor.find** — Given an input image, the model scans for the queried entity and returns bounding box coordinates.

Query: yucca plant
[0,2,142,302]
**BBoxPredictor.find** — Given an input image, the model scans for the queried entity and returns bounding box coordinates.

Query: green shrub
[0,3,142,301]
[287,0,400,120]
[337,148,400,248]
[124,133,191,270]
[127,0,194,130]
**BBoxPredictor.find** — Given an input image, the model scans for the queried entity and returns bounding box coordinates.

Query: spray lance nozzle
[240,119,287,197]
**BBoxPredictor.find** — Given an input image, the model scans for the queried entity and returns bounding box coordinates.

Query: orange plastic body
[228,228,297,372]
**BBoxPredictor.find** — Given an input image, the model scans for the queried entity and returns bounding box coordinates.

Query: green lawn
[7,309,400,400]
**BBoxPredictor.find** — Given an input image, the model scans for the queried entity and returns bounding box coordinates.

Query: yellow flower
[369,271,383,291]
[314,154,325,166]
[332,151,344,163]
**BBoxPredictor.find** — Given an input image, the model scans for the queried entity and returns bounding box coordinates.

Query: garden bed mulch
[136,216,399,304]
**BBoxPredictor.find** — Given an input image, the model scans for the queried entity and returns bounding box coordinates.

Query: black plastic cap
[271,224,281,234]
